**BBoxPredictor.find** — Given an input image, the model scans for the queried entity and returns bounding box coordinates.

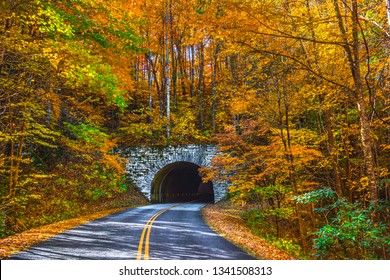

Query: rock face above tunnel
[123,144,226,202]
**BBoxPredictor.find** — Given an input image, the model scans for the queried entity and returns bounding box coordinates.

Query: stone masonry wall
[122,144,226,202]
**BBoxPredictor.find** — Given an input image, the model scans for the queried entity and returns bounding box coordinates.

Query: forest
[1,0,390,259]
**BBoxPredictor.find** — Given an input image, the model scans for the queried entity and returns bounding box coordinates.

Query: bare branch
[236,40,355,93]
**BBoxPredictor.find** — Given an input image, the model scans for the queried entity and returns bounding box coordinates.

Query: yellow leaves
[360,176,369,188]
[171,111,203,143]
[379,168,390,178]
[229,88,258,115]
[41,47,61,69]
[231,180,253,192]
[228,178,256,203]
[347,176,372,203]
[381,144,390,151]
[101,153,126,174]
[36,4,74,37]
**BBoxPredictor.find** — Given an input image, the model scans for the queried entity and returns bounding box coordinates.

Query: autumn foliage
[0,0,144,238]
[1,0,390,259]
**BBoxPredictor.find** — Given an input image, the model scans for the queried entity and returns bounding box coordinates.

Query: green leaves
[37,3,74,38]
[294,187,337,204]
[294,187,390,259]
[313,200,390,259]
[0,0,142,238]
[256,185,291,200]
[64,59,128,111]
[64,122,108,147]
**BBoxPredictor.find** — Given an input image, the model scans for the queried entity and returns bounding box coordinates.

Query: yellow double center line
[136,204,180,260]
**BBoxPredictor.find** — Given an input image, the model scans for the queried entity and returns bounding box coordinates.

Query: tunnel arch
[151,161,214,203]
[124,144,226,202]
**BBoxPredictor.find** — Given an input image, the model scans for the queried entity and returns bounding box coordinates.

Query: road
[9,203,256,260]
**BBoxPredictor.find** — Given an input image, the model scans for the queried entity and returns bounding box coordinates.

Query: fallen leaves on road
[202,201,294,260]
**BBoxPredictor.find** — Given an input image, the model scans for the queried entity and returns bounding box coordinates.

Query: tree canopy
[1,0,389,259]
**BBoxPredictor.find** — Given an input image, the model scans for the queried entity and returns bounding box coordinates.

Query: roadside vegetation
[1,0,389,259]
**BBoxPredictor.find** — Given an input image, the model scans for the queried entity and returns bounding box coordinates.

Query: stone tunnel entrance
[151,161,214,203]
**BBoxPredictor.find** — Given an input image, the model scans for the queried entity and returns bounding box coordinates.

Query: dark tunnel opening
[151,162,214,203]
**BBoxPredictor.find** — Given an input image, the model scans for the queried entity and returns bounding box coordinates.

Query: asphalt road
[9,203,256,260]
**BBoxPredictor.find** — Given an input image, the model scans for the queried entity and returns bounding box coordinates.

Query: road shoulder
[202,200,294,260]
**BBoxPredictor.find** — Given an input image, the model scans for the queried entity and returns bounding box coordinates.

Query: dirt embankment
[202,201,294,260]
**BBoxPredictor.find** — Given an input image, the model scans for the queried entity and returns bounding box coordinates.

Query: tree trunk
[211,43,220,132]
[303,0,343,198]
[164,1,171,138]
[1,0,15,61]
[190,45,195,99]
[197,42,205,130]
[169,5,177,109]
[386,0,390,32]
[146,54,164,116]
[324,108,343,197]
[176,43,187,97]
[146,53,153,123]
[276,76,306,250]
[11,120,26,197]
[351,0,378,201]
[333,0,378,201]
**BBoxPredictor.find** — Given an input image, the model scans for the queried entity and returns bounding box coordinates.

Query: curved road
[10,203,255,260]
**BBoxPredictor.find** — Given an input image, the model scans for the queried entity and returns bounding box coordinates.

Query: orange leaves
[228,88,259,115]
[203,113,324,206]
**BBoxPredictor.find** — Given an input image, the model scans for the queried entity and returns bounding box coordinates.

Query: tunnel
[151,161,214,203]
